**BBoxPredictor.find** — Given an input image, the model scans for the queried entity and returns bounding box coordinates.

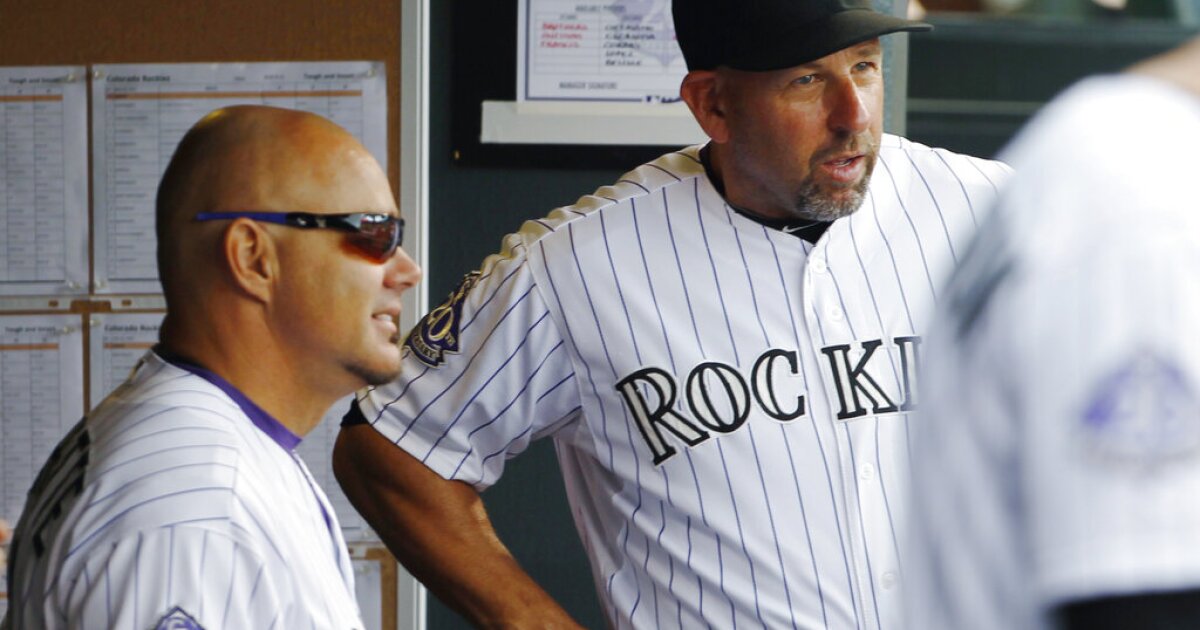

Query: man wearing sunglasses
[3,105,420,629]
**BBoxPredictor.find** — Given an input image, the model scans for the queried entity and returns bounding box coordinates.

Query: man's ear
[223,218,276,304]
[680,70,730,144]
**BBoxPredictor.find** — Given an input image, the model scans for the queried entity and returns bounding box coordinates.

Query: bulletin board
[0,2,419,628]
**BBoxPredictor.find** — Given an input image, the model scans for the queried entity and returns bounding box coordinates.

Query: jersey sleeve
[56,526,290,630]
[999,76,1200,608]
[357,241,581,491]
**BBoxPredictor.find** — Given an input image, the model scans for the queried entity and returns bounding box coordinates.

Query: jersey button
[881,572,898,590]
[829,308,844,322]
[810,258,828,274]
[859,463,875,480]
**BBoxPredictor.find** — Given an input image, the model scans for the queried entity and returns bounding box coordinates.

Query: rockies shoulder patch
[406,271,481,368]
[1081,351,1200,464]
[154,606,204,629]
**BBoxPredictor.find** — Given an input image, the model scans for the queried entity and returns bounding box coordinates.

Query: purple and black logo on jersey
[406,271,481,368]
[154,606,204,630]
[1081,351,1200,466]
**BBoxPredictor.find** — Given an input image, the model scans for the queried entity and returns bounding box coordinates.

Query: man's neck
[159,314,336,437]
[699,144,831,243]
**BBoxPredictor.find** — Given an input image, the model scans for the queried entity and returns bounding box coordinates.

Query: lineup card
[91,61,387,294]
[88,312,377,541]
[518,0,686,102]
[0,66,89,296]
[0,314,84,530]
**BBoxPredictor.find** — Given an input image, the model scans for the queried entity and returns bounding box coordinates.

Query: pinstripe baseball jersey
[909,75,1200,630]
[3,350,362,630]
[359,134,1008,629]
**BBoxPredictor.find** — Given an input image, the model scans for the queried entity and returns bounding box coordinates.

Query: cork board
[0,0,402,194]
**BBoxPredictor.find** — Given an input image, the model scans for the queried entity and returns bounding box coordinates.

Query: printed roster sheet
[91,61,387,294]
[518,0,686,102]
[0,66,89,296]
[0,314,84,531]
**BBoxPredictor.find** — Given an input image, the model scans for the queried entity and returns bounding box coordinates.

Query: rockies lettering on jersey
[618,337,922,464]
[367,136,1010,629]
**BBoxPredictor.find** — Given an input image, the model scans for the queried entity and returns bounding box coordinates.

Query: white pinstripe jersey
[3,351,362,630]
[909,76,1200,630]
[361,134,1008,629]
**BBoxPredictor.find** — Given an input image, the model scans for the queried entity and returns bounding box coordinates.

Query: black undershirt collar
[699,144,831,244]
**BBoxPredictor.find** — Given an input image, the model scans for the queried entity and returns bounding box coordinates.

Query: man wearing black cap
[334,0,1008,627]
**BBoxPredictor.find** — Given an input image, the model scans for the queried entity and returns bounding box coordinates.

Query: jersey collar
[153,346,302,451]
[699,143,832,244]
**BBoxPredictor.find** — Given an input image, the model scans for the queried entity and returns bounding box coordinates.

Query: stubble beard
[347,360,402,387]
[789,140,879,222]
[345,332,404,386]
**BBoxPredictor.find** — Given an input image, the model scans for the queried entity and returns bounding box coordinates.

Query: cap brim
[727,10,932,72]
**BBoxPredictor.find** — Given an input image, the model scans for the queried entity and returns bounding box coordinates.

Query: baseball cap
[672,0,932,71]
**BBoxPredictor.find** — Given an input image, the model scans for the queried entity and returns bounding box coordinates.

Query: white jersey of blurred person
[909,38,1200,630]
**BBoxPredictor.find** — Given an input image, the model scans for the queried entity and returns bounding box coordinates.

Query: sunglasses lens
[347,216,401,261]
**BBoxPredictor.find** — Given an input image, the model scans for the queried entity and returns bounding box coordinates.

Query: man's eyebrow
[854,41,883,56]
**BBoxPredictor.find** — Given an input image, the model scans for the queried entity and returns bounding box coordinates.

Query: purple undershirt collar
[154,346,301,451]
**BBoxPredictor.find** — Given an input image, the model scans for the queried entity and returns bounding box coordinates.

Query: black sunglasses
[194,211,404,262]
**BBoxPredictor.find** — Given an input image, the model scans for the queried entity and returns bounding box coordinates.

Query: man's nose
[825,77,872,136]
[384,245,422,292]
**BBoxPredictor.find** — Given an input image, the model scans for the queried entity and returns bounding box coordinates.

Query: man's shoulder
[19,436,259,593]
[514,145,708,245]
[882,133,1010,170]
[468,145,708,283]
[75,361,269,530]
[56,522,278,611]
[879,133,1012,191]
[87,362,248,456]
[94,352,240,419]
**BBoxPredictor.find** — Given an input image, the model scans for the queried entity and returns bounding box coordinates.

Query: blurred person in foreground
[909,37,1200,630]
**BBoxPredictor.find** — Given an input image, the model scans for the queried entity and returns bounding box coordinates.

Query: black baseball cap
[673,0,932,71]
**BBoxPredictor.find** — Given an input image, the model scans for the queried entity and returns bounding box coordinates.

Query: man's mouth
[821,154,866,183]
[372,310,400,334]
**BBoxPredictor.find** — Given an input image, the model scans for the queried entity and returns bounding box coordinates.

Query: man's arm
[333,423,584,629]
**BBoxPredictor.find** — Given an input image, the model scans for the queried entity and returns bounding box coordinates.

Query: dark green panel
[905,15,1194,157]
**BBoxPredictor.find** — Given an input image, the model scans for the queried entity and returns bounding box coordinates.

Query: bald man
[2,106,421,630]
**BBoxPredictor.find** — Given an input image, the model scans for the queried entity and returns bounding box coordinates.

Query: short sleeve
[358,248,581,490]
[61,527,288,629]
